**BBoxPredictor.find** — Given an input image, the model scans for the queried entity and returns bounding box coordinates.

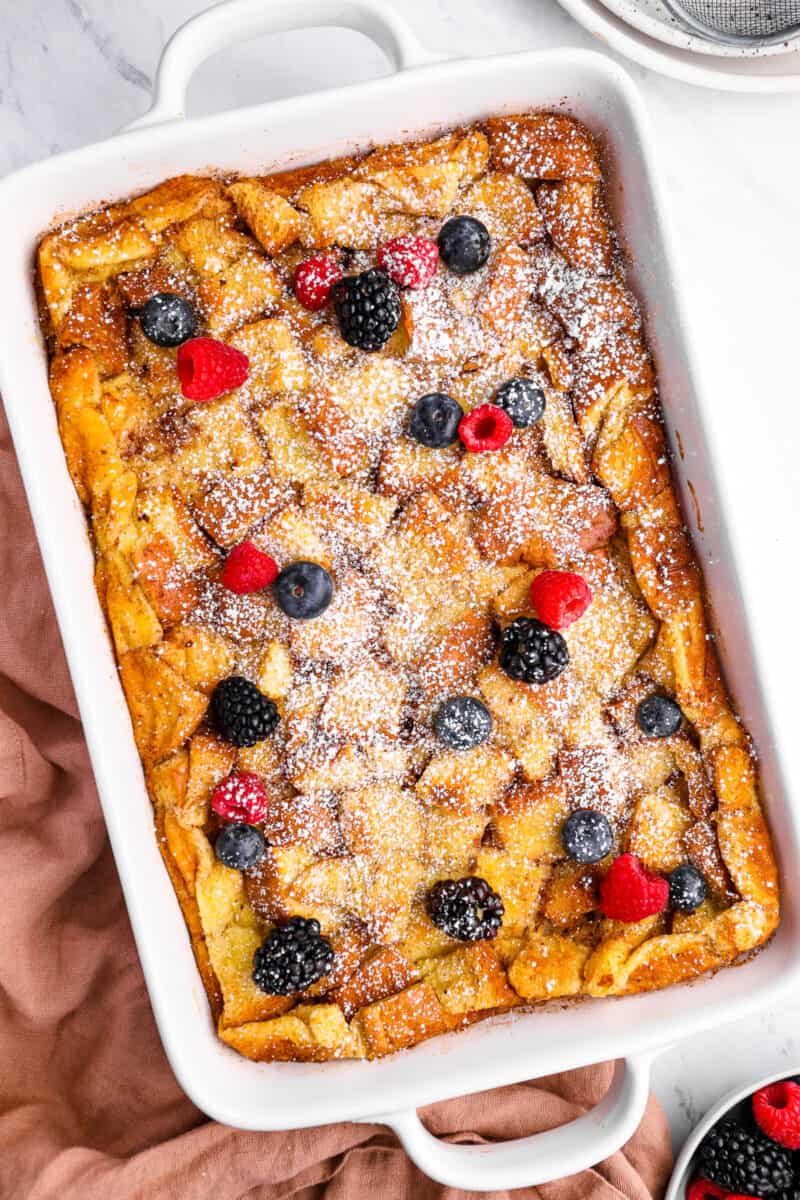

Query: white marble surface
[3,0,800,1162]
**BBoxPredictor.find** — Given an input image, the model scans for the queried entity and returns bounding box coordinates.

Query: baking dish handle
[371,1053,654,1192]
[122,0,442,132]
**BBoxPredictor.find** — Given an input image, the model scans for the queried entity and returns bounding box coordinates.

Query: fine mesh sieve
[659,0,800,45]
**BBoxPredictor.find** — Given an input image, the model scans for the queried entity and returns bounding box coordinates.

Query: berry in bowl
[668,1070,800,1200]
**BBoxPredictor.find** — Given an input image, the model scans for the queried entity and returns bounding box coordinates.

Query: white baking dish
[1,0,798,1190]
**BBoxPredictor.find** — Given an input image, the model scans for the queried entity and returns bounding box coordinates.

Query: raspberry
[530,570,593,630]
[377,235,438,289]
[220,542,278,594]
[686,1181,729,1200]
[599,853,669,922]
[176,337,249,401]
[211,772,269,824]
[458,404,513,452]
[293,256,342,311]
[753,1081,800,1149]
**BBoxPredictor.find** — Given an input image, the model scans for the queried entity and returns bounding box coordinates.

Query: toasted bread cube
[262,791,341,853]
[478,665,558,782]
[416,745,514,815]
[493,779,571,861]
[353,981,453,1058]
[541,862,600,930]
[508,929,590,1000]
[477,244,535,344]
[197,251,281,335]
[422,942,517,1014]
[461,172,544,245]
[486,113,600,182]
[119,648,208,767]
[326,358,409,437]
[168,215,252,275]
[228,180,304,255]
[154,395,266,499]
[339,784,424,859]
[303,479,397,551]
[293,742,409,794]
[230,317,309,396]
[297,178,386,248]
[350,853,423,944]
[128,175,230,233]
[626,785,692,873]
[289,570,379,665]
[377,438,462,502]
[321,661,407,741]
[418,614,494,706]
[220,1003,364,1062]
[537,180,613,274]
[192,470,283,547]
[157,624,234,694]
[207,924,295,1028]
[255,400,331,486]
[330,946,419,1019]
[474,847,547,931]
[258,504,332,570]
[101,549,163,654]
[256,639,292,700]
[57,283,127,378]
[491,566,536,620]
[244,844,344,927]
[302,387,371,478]
[423,807,488,876]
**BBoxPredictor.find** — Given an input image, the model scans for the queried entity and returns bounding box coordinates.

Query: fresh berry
[636,694,683,738]
[698,1118,794,1196]
[753,1081,800,1150]
[214,822,266,870]
[220,542,278,594]
[562,809,613,865]
[438,215,491,274]
[686,1180,729,1200]
[427,877,504,941]
[139,292,195,347]
[252,917,334,994]
[499,617,569,685]
[530,570,593,630]
[211,771,269,824]
[331,268,401,351]
[408,392,463,449]
[293,256,342,311]
[668,864,707,913]
[210,676,279,747]
[377,235,438,289]
[458,403,513,452]
[275,561,333,619]
[494,377,546,428]
[176,337,249,401]
[599,853,669,922]
[435,696,492,750]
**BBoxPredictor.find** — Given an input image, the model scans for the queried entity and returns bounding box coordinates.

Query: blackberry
[252,917,334,994]
[427,877,503,941]
[332,268,401,351]
[499,617,569,685]
[697,1118,794,1196]
[210,676,279,747]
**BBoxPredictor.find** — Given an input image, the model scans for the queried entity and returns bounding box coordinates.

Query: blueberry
[438,216,491,275]
[408,393,463,448]
[494,378,546,428]
[139,292,195,347]
[215,823,265,870]
[435,696,492,750]
[668,864,707,913]
[636,694,683,738]
[275,560,333,620]
[562,809,613,864]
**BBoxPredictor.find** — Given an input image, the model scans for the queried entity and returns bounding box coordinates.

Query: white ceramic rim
[556,0,800,89]
[594,0,800,58]
[1,0,799,1189]
[665,1065,800,1198]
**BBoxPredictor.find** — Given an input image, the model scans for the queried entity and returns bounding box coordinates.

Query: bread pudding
[35,112,779,1063]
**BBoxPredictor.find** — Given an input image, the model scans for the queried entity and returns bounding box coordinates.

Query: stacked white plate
[556,0,800,89]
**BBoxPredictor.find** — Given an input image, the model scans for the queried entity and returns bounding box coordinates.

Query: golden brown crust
[37,116,779,1064]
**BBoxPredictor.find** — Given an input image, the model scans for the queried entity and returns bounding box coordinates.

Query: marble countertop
[3,0,800,1163]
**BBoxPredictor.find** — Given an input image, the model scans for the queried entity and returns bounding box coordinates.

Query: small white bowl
[666,1066,800,1199]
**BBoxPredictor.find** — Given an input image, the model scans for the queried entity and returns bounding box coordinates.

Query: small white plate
[597,0,800,57]
[556,0,800,90]
[665,1066,800,1199]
